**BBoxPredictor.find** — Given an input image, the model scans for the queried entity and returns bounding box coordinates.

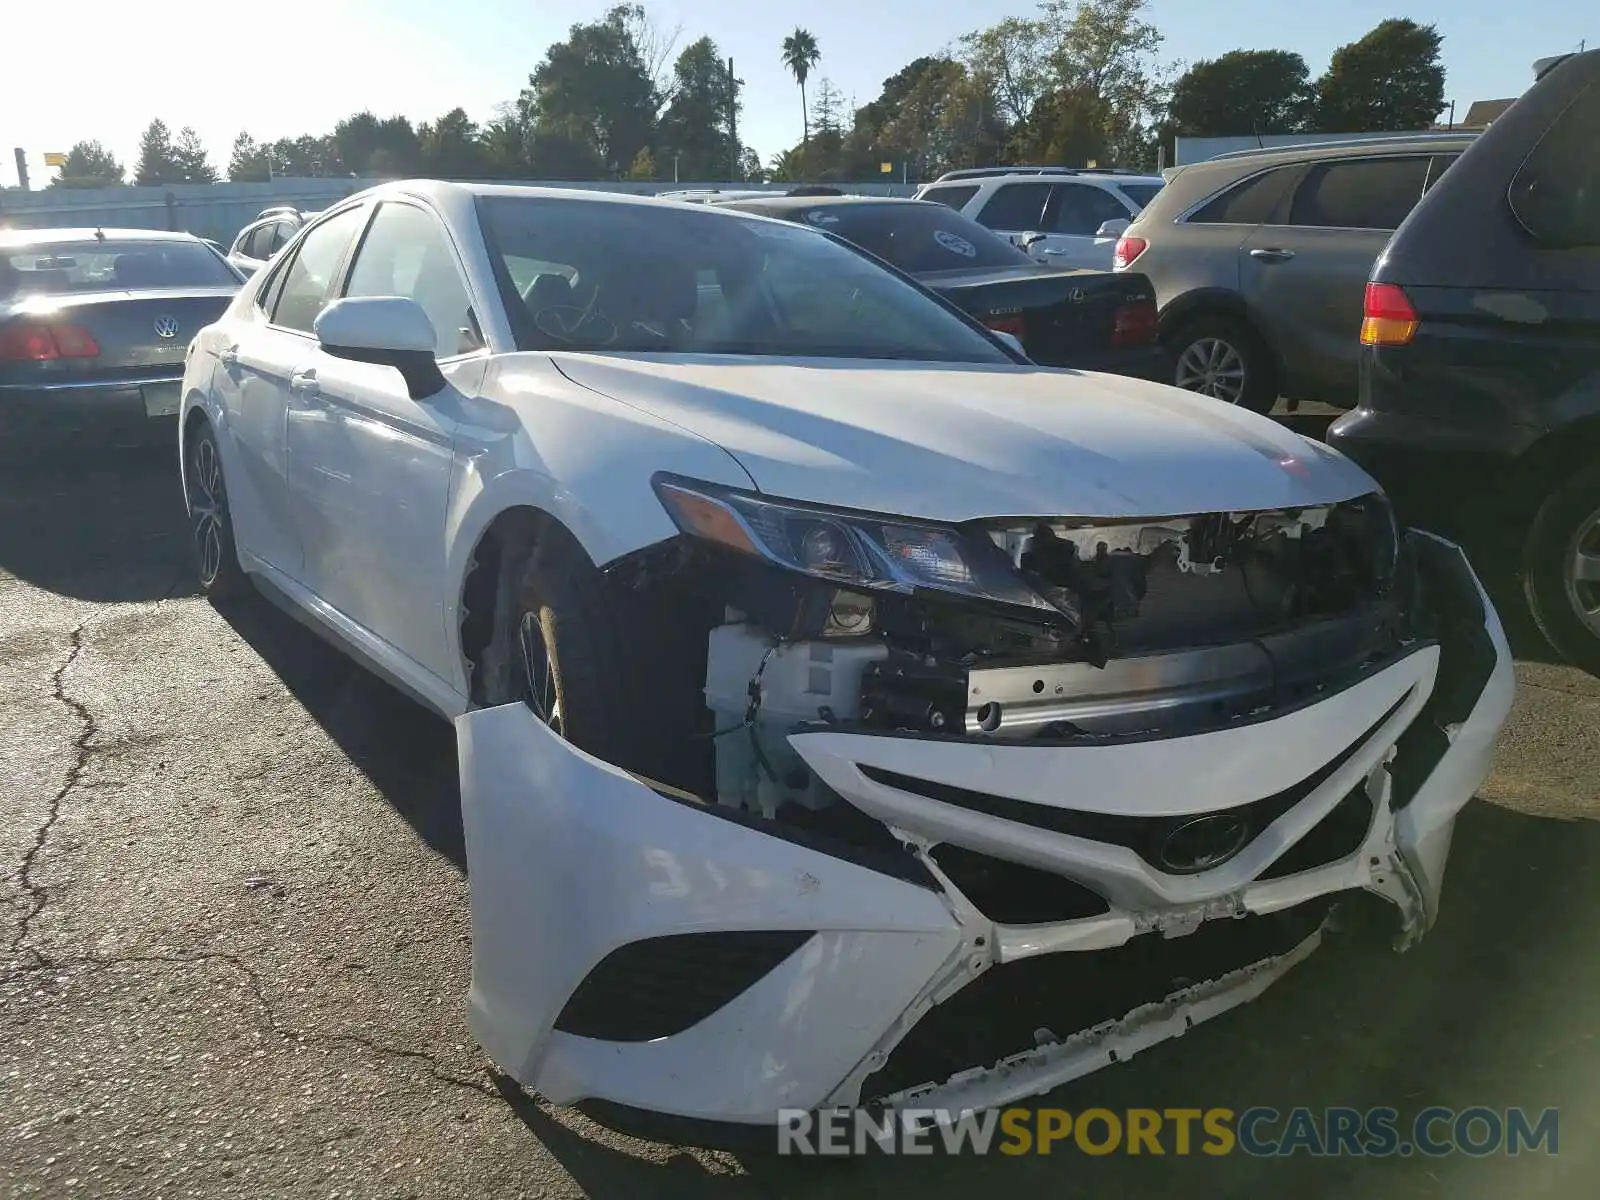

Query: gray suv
[1115,135,1474,412]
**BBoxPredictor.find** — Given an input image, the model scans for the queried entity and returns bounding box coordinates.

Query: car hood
[550,354,1378,521]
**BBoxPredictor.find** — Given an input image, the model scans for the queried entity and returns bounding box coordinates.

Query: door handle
[289,370,320,398]
[218,345,239,367]
[1042,248,1073,256]
[1249,247,1296,262]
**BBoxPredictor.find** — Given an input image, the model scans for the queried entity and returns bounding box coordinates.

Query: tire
[1166,315,1278,415]
[1523,462,1600,677]
[184,419,250,599]
[509,527,710,789]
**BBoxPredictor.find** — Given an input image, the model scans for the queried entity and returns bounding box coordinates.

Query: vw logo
[153,315,181,339]
[1156,813,1251,874]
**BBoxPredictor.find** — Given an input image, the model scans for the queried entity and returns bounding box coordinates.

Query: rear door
[971,182,1054,256]
[1028,182,1136,270]
[1241,154,1434,401]
[214,205,369,578]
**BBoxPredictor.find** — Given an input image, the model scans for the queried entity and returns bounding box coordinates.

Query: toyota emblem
[154,315,180,339]
[1155,813,1251,874]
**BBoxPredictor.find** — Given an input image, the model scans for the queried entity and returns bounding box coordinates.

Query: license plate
[142,382,181,417]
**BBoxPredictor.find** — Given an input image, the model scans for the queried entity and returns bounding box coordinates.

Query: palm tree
[781,28,822,149]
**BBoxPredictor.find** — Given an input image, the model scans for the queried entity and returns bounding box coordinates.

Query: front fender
[440,354,754,692]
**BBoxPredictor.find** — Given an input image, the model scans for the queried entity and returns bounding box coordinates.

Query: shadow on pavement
[213,591,465,868]
[0,436,200,603]
[495,800,1598,1197]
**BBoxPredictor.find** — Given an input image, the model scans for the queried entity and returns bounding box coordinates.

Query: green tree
[1168,49,1314,136]
[226,133,271,181]
[961,17,1049,127]
[1039,0,1166,165]
[173,126,217,183]
[518,4,659,177]
[266,135,342,176]
[479,107,529,178]
[49,140,124,188]
[780,28,822,149]
[134,119,184,185]
[418,108,488,178]
[1315,19,1446,132]
[334,112,421,177]
[626,146,658,179]
[658,37,738,179]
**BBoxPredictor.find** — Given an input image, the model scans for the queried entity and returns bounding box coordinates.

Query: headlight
[653,475,1058,613]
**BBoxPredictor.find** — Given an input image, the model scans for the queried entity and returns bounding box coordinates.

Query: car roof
[0,227,204,249]
[1179,134,1477,177]
[928,169,1166,186]
[722,195,933,211]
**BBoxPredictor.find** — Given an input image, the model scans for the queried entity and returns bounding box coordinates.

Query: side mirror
[1016,231,1047,251]
[1095,218,1130,239]
[314,296,445,400]
[991,330,1026,357]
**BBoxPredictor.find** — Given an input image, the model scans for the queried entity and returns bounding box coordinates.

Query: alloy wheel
[516,610,563,733]
[190,436,227,586]
[1174,337,1247,404]
[1563,503,1600,639]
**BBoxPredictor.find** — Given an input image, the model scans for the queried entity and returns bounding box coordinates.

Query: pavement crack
[3,947,499,1099]
[5,622,95,966]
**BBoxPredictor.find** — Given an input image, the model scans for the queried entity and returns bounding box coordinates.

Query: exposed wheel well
[459,505,570,706]
[1506,413,1600,533]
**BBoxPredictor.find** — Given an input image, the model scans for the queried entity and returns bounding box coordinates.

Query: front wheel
[1524,462,1600,677]
[185,420,249,598]
[1167,316,1277,414]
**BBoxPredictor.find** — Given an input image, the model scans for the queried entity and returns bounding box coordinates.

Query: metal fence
[0,178,919,244]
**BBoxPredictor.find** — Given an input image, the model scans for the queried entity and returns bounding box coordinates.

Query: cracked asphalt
[2,427,1597,1199]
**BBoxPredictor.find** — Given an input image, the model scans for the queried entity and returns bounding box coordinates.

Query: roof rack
[931,166,1085,183]
[255,205,302,219]
[1206,132,1477,162]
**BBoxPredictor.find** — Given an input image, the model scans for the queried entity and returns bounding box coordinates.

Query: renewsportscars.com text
[777,1106,1560,1157]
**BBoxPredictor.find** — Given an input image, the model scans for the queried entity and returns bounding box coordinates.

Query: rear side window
[920,185,980,211]
[1422,154,1460,194]
[1047,183,1132,235]
[974,183,1053,231]
[1115,182,1163,210]
[1187,166,1299,225]
[1289,157,1431,230]
[1510,81,1600,247]
[241,223,275,259]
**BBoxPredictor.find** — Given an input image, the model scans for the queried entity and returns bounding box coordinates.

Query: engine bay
[604,493,1420,821]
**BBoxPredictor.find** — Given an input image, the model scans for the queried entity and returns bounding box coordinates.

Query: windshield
[0,239,238,300]
[1115,183,1164,210]
[788,202,1035,274]
[477,195,1014,364]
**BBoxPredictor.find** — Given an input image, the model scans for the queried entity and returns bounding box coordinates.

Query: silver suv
[225,207,318,278]
[1115,135,1474,412]
[917,168,1166,270]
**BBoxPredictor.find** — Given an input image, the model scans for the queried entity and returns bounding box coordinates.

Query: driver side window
[343,202,482,357]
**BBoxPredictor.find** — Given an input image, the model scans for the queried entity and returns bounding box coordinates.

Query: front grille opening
[1257,785,1376,880]
[862,894,1342,1104]
[553,930,814,1042]
[931,843,1111,923]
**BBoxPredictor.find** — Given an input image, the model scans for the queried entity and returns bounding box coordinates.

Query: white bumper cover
[457,533,1514,1126]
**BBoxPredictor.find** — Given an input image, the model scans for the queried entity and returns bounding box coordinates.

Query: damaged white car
[179,181,1514,1128]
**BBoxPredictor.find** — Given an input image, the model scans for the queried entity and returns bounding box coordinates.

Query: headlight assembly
[652,475,1058,614]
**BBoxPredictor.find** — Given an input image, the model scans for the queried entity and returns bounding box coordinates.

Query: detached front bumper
[456,532,1513,1126]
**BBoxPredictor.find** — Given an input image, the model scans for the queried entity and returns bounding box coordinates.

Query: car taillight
[1360,283,1418,347]
[1111,297,1158,346]
[984,313,1028,339]
[0,322,101,362]
[1112,236,1147,271]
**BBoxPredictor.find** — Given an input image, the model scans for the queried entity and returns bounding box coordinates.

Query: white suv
[916,168,1165,270]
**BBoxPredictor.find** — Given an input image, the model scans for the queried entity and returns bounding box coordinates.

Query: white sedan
[178,180,1513,1128]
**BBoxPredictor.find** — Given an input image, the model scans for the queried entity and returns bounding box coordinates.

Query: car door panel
[1240,157,1433,402]
[1241,224,1390,400]
[1030,183,1135,271]
[284,353,483,682]
[214,322,314,576]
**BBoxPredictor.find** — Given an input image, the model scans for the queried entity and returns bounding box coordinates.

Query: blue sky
[1,0,1589,187]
